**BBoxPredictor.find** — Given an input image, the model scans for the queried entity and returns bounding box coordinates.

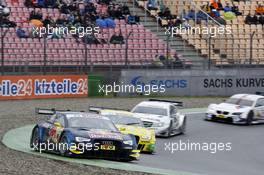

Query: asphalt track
[139,113,264,175]
[2,110,264,175]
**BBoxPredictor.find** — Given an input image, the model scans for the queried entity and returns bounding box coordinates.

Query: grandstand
[140,0,264,66]
[0,0,263,74]
[1,0,169,72]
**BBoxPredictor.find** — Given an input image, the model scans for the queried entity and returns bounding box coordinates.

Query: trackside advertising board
[0,75,88,100]
[120,69,264,96]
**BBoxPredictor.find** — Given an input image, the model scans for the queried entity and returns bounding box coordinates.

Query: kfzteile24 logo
[0,75,88,100]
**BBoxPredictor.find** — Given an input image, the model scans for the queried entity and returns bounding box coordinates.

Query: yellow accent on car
[130,150,140,158]
[69,145,83,154]
[100,109,156,153]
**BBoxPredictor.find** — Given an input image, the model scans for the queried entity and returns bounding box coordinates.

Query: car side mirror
[54,122,62,128]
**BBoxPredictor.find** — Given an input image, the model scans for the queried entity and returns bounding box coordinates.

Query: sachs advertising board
[0,75,88,100]
[120,69,264,96]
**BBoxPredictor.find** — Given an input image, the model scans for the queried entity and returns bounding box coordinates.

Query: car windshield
[104,114,143,126]
[67,114,118,131]
[225,98,254,107]
[133,106,167,116]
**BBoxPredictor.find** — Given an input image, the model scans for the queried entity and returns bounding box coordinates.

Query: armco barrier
[0,75,88,100]
[119,69,264,96]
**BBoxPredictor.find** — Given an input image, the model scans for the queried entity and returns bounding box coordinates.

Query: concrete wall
[119,69,264,96]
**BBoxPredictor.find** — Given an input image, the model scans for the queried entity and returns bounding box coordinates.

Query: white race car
[131,99,186,137]
[206,94,264,125]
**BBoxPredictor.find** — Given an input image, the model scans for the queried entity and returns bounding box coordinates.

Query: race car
[206,94,264,125]
[89,107,156,153]
[131,99,187,137]
[30,108,140,161]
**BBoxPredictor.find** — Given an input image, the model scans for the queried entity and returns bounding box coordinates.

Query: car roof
[136,101,171,109]
[230,94,264,101]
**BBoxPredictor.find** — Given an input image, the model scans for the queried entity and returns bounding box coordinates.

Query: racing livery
[30,108,140,161]
[131,99,186,137]
[206,94,264,125]
[89,107,156,153]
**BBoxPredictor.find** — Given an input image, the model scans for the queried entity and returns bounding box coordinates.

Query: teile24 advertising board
[0,75,88,100]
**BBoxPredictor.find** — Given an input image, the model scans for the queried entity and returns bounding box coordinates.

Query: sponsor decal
[203,78,264,88]
[0,75,88,100]
[88,133,123,140]
[131,76,187,89]
[102,141,114,145]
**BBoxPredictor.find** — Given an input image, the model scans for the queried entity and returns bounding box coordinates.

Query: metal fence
[0,0,264,75]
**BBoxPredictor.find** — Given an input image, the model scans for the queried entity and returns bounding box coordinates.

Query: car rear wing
[89,106,129,113]
[149,99,183,107]
[35,108,84,115]
[89,106,103,113]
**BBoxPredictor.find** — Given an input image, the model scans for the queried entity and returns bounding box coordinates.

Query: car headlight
[123,140,133,146]
[75,137,91,142]
[232,112,242,116]
[141,134,151,141]
[152,122,164,127]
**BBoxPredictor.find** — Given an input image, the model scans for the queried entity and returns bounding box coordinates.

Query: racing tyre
[246,110,254,125]
[179,117,186,134]
[30,127,40,151]
[59,134,71,157]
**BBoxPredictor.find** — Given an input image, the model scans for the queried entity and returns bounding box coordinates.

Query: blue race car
[30,108,140,161]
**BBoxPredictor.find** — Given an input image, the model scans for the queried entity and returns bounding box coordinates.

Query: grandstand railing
[0,31,263,75]
[1,57,264,75]
[0,28,262,75]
